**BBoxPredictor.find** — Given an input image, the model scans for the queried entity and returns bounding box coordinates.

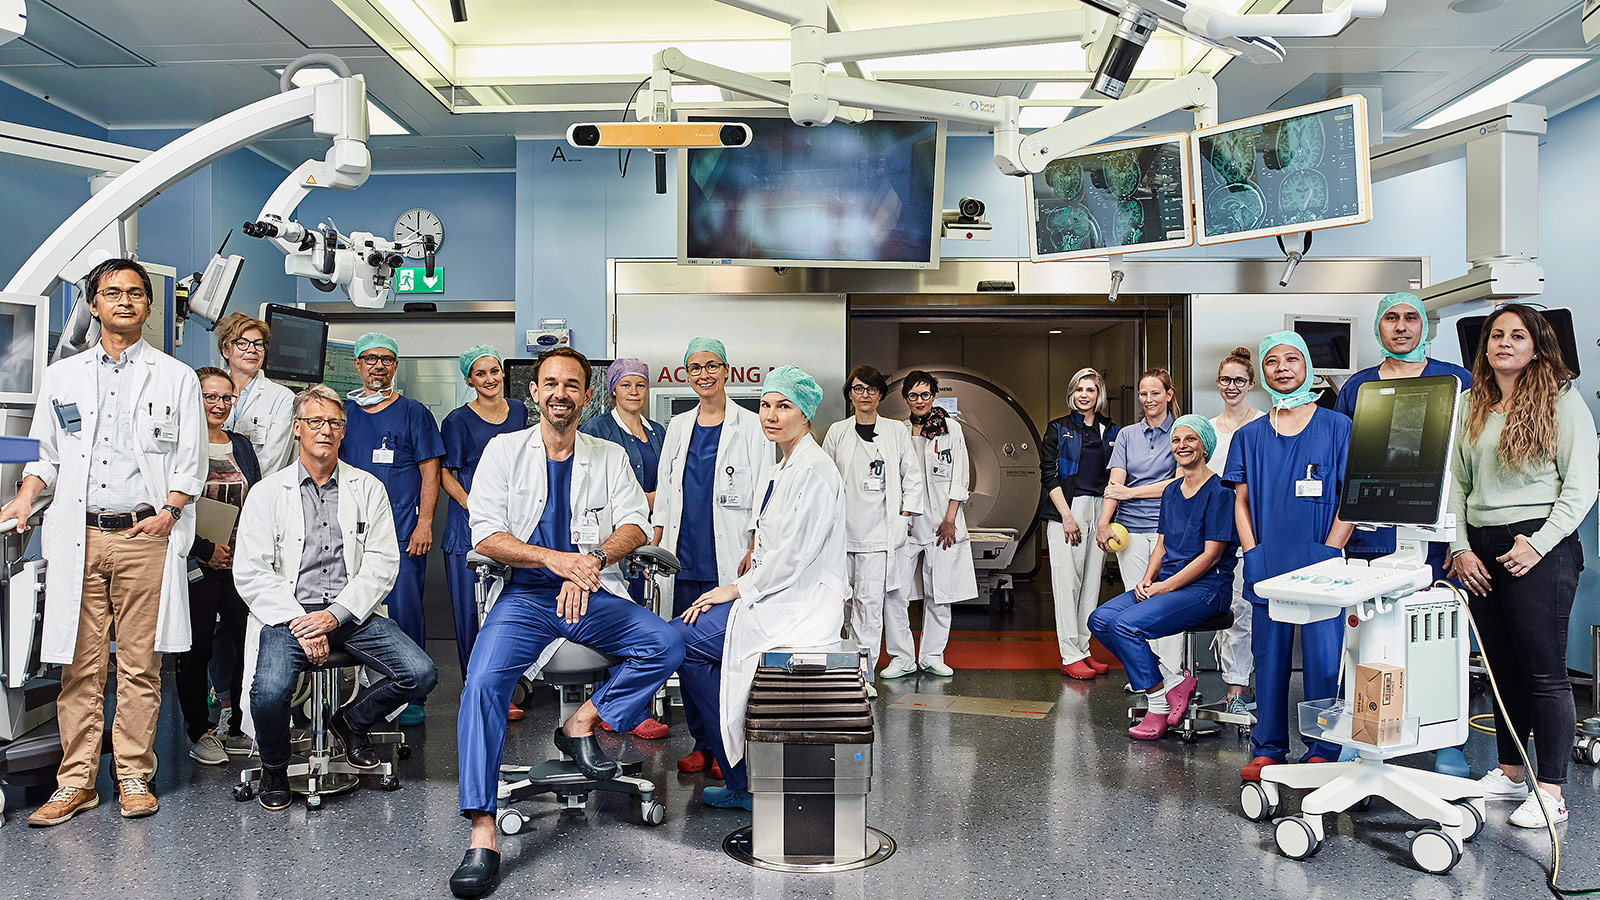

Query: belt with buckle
[86,507,156,530]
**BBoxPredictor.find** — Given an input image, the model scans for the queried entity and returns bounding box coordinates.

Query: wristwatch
[588,548,608,566]
[162,504,182,520]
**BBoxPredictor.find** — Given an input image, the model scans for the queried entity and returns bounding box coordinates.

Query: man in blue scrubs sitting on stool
[340,332,445,726]
[450,347,685,899]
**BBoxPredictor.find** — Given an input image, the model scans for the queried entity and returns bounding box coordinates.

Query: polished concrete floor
[1,586,1596,900]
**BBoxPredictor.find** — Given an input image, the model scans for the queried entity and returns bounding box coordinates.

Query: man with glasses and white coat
[1,258,205,825]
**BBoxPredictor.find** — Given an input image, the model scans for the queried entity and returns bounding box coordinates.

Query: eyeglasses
[905,391,934,402]
[685,362,725,376]
[849,385,880,396]
[1216,376,1250,388]
[95,288,147,302]
[231,338,267,352]
[296,416,346,432]
[202,393,237,405]
[357,354,398,367]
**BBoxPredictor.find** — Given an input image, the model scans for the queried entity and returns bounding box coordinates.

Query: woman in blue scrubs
[1089,415,1236,740]
[441,345,527,718]
[1225,331,1353,782]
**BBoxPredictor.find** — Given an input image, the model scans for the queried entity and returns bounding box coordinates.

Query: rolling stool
[466,552,667,835]
[233,649,408,808]
[1126,610,1247,742]
[622,545,681,720]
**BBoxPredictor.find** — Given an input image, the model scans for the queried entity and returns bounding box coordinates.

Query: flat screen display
[0,293,47,407]
[1455,307,1580,377]
[262,304,329,384]
[1340,375,1461,526]
[680,116,945,269]
[1025,133,1193,261]
[1192,95,1372,245]
[1287,315,1356,376]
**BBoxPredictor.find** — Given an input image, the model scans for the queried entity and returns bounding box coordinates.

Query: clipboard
[194,497,240,547]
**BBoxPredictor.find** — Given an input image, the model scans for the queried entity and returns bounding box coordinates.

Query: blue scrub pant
[444,550,479,678]
[457,586,685,814]
[386,547,428,654]
[1251,602,1344,762]
[668,602,747,791]
[1088,581,1229,692]
[674,578,720,751]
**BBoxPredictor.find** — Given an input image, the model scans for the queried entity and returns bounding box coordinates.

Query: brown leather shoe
[116,777,159,818]
[28,786,99,826]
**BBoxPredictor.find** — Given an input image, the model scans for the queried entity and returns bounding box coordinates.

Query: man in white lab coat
[1,258,205,825]
[232,384,437,812]
[451,347,685,900]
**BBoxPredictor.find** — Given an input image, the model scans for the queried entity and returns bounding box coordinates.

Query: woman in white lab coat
[888,370,978,677]
[670,365,847,811]
[823,364,922,683]
[216,313,296,474]
[652,336,774,776]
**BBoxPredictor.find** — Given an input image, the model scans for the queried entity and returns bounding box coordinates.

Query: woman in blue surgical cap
[652,337,775,778]
[1088,415,1237,740]
[670,366,848,811]
[1224,331,1353,782]
[441,345,527,719]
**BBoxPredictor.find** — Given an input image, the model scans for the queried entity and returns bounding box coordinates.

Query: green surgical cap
[1173,414,1217,459]
[354,332,398,359]
[1258,330,1317,411]
[1376,292,1429,363]
[458,344,502,380]
[761,365,822,420]
[684,337,727,367]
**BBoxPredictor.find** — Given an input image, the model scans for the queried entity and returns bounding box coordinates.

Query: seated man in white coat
[451,347,685,900]
[233,384,438,812]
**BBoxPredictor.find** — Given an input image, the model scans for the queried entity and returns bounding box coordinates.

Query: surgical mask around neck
[348,386,397,407]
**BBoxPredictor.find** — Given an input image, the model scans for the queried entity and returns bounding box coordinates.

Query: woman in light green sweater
[1448,304,1596,829]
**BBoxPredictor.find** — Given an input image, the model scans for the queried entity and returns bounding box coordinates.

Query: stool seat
[543,641,617,678]
[321,648,361,669]
[1194,610,1235,633]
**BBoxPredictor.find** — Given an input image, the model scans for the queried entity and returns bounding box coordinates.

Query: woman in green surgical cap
[670,365,848,811]
[440,345,528,718]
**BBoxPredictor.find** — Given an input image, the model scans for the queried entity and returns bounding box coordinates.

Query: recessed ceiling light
[1447,0,1507,12]
[917,329,932,334]
[1414,58,1591,130]
[1049,329,1063,334]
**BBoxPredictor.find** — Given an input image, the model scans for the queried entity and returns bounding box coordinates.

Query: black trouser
[1466,519,1583,786]
[176,569,249,743]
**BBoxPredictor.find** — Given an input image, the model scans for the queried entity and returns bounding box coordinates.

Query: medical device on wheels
[1242,375,1484,875]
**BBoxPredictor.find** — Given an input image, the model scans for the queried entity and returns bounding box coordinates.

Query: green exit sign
[395,267,444,293]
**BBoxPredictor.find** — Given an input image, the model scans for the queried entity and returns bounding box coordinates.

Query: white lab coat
[233,460,400,735]
[822,416,924,589]
[652,402,775,584]
[722,434,849,765]
[226,372,296,473]
[468,426,652,672]
[23,340,205,663]
[907,418,977,604]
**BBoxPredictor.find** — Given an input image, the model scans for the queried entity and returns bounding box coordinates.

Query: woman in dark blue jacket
[1041,367,1120,679]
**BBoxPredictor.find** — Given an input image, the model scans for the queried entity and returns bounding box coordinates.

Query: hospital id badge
[372,447,395,465]
[571,522,601,544]
[931,462,952,481]
[1295,478,1323,498]
[863,475,885,492]
[718,487,744,508]
[152,423,178,443]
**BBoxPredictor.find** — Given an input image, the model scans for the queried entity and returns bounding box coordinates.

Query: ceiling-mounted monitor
[1191,95,1372,246]
[1285,312,1357,378]
[679,115,945,269]
[1024,133,1193,262]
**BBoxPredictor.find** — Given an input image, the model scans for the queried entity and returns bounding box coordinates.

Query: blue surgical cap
[684,337,727,367]
[354,332,398,358]
[1173,414,1217,460]
[458,344,502,380]
[761,365,822,420]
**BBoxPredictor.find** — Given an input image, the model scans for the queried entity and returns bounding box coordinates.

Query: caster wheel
[1410,828,1461,875]
[233,783,255,802]
[511,678,534,707]
[1241,782,1279,822]
[380,775,402,792]
[1356,797,1372,812]
[1451,799,1483,843]
[1179,729,1198,743]
[396,743,412,760]
[497,808,525,836]
[640,801,665,826]
[1589,739,1600,767]
[306,796,322,810]
[1274,817,1320,860]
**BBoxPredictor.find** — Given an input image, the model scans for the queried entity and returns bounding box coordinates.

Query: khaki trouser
[56,527,168,788]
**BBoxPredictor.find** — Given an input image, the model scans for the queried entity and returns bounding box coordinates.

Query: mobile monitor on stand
[261,304,329,386]
[1339,374,1462,532]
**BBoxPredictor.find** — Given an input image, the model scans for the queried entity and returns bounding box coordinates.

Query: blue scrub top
[1107,415,1176,533]
[1332,358,1471,569]
[1224,407,1352,604]
[441,399,529,555]
[580,412,665,492]
[677,422,721,581]
[510,456,575,591]
[341,396,446,541]
[1156,474,1238,592]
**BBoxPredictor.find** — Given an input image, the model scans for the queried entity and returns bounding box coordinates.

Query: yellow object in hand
[1107,523,1130,553]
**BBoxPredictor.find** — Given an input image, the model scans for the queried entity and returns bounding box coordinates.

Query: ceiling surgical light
[1091,7,1160,99]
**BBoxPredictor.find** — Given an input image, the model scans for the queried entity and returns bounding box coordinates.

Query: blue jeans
[1088,581,1229,692]
[457,586,685,814]
[250,614,438,769]
[669,602,747,791]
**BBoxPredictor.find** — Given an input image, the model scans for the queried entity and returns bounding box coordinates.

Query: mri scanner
[881,367,1042,608]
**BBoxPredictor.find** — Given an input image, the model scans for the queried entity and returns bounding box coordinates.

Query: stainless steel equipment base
[722,826,895,872]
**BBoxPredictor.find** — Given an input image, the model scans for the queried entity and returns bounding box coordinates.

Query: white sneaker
[878,660,918,680]
[1478,768,1531,801]
[920,660,954,677]
[189,733,228,766]
[1509,789,1568,828]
